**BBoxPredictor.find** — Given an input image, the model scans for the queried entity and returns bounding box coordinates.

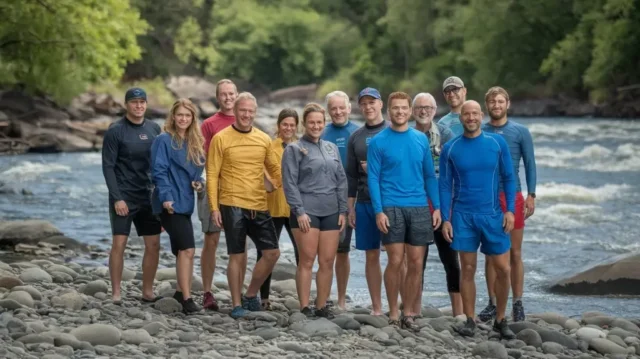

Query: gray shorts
[381,206,433,247]
[197,190,222,233]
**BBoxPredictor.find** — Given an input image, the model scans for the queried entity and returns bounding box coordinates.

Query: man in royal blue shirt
[439,100,516,339]
[321,90,360,310]
[367,91,441,330]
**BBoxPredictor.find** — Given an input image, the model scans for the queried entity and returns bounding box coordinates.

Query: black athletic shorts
[160,210,195,256]
[109,200,161,236]
[338,225,353,253]
[219,204,279,255]
[289,212,341,232]
[381,206,433,247]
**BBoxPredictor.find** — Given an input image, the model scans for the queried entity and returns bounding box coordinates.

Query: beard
[489,109,506,120]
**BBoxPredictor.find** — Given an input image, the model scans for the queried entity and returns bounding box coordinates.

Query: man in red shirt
[198,79,239,310]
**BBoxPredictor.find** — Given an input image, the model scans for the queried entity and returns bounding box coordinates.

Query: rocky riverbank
[0,257,639,359]
[1,219,640,358]
[1,220,640,357]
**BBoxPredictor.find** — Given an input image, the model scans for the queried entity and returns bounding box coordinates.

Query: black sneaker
[454,317,476,337]
[301,306,315,318]
[325,300,334,308]
[478,302,497,322]
[512,300,525,322]
[315,306,334,319]
[182,298,201,314]
[241,295,262,312]
[493,318,516,340]
[173,291,184,303]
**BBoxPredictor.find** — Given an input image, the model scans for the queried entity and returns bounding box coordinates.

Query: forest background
[1,0,639,115]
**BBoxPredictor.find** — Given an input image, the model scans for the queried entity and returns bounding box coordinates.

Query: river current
[1,116,639,317]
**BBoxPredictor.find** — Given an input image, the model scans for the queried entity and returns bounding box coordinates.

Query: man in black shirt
[102,88,162,303]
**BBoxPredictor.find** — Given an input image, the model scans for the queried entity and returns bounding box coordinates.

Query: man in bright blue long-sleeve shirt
[321,90,360,310]
[367,92,441,330]
[439,100,516,339]
[479,87,537,323]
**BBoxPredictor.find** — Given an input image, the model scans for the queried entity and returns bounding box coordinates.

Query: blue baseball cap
[358,87,381,102]
[125,87,147,102]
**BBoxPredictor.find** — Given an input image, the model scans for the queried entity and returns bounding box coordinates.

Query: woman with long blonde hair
[151,98,205,314]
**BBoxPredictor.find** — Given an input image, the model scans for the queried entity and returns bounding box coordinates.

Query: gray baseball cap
[442,76,465,91]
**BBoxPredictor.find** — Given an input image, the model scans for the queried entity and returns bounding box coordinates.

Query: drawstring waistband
[250,210,256,219]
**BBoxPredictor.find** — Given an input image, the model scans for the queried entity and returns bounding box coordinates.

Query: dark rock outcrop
[549,253,640,295]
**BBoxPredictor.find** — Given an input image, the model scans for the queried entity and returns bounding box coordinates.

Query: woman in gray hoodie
[282,103,348,319]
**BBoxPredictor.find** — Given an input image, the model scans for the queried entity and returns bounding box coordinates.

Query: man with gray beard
[411,93,462,317]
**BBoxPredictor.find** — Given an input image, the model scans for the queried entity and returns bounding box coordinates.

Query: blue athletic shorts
[450,211,510,256]
[355,202,382,251]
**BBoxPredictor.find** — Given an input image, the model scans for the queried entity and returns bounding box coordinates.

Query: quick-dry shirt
[321,121,360,168]
[438,112,463,137]
[201,112,235,156]
[206,125,281,212]
[282,136,348,217]
[367,127,440,214]
[346,121,388,203]
[102,117,161,204]
[266,137,290,218]
[482,120,537,194]
[150,133,204,215]
[439,132,516,222]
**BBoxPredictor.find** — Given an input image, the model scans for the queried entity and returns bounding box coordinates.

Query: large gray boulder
[0,220,62,246]
[549,253,640,295]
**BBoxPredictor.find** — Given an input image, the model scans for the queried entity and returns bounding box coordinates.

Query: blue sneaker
[230,306,250,319]
[478,302,497,323]
[512,300,526,322]
[241,295,262,311]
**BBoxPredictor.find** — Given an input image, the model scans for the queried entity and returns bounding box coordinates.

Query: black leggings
[258,217,298,300]
[422,229,461,293]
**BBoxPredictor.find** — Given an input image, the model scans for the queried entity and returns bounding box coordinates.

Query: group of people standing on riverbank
[101,75,537,339]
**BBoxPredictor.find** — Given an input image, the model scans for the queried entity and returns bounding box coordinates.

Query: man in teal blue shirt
[321,90,360,310]
[438,76,467,137]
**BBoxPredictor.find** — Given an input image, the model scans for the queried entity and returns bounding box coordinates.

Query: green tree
[457,0,577,96]
[0,0,148,102]
[128,0,211,78]
[175,0,360,89]
[541,0,640,101]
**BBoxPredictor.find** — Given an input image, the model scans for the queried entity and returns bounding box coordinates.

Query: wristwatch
[528,193,536,198]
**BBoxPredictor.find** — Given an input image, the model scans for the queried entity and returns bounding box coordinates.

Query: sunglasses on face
[444,87,462,95]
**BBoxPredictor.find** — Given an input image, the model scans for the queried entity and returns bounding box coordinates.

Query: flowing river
[1,115,639,317]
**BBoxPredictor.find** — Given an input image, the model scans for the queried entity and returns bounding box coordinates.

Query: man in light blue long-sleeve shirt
[479,86,537,323]
[367,91,441,330]
[321,90,360,310]
[438,76,467,137]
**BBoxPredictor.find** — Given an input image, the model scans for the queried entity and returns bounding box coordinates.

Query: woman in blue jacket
[151,98,205,314]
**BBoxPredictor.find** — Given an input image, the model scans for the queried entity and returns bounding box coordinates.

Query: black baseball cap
[125,88,147,102]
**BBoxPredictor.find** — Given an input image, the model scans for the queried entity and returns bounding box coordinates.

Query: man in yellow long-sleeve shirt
[206,92,282,318]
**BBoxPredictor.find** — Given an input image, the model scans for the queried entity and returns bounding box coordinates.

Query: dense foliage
[1,0,639,103]
[0,0,148,101]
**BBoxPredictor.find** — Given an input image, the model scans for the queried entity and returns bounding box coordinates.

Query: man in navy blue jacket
[102,88,162,304]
